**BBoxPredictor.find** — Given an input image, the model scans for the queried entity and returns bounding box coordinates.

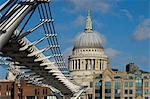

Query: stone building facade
[68,9,109,99]
[94,65,150,99]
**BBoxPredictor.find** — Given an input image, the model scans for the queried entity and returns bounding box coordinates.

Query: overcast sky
[0,0,150,79]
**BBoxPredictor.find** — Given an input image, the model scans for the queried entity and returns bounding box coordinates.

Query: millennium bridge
[0,0,86,98]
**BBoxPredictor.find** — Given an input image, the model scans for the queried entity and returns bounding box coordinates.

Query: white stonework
[68,9,109,99]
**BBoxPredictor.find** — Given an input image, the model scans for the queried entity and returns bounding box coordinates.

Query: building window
[124,82,128,87]
[105,82,111,86]
[129,90,132,94]
[135,80,142,87]
[145,97,149,99]
[95,89,100,93]
[43,89,44,94]
[6,84,9,95]
[125,90,128,94]
[35,89,37,95]
[95,82,102,86]
[26,96,35,99]
[115,97,120,99]
[115,82,121,87]
[144,89,149,94]
[105,96,111,99]
[125,97,128,99]
[87,94,92,99]
[129,97,132,99]
[129,82,133,87]
[45,89,47,94]
[144,82,149,87]
[90,82,93,88]
[115,89,121,94]
[105,89,111,93]
[136,89,142,95]
[37,89,40,95]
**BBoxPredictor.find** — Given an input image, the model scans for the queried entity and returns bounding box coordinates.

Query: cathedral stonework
[68,9,109,99]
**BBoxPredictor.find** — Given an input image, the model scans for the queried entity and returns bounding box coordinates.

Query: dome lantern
[85,9,92,33]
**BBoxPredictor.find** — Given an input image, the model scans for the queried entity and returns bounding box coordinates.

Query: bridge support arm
[0,1,42,49]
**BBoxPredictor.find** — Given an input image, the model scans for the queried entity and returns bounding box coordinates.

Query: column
[111,82,114,99]
[121,80,124,99]
[98,59,100,70]
[102,80,105,99]
[95,59,98,70]
[83,59,86,70]
[88,59,91,70]
[76,60,79,70]
[101,60,104,70]
[73,60,76,70]
[80,59,83,70]
[91,59,94,70]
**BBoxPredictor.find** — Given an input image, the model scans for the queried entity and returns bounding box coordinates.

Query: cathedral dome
[73,9,103,49]
[74,31,103,49]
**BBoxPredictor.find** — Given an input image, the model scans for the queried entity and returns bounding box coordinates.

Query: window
[95,89,100,93]
[129,90,132,94]
[105,82,111,86]
[37,90,40,95]
[129,82,133,87]
[144,89,149,94]
[43,89,44,94]
[129,97,132,99]
[90,82,93,87]
[135,80,142,87]
[115,97,120,99]
[145,82,149,87]
[6,84,9,95]
[115,82,121,87]
[45,89,47,94]
[125,90,128,94]
[115,89,121,94]
[95,82,102,86]
[88,94,92,99]
[136,89,142,95]
[35,89,37,95]
[125,97,128,99]
[114,76,121,79]
[145,97,148,99]
[105,96,111,99]
[26,96,35,99]
[124,82,128,87]
[105,89,111,93]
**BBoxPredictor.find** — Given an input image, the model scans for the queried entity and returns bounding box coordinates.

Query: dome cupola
[74,9,103,49]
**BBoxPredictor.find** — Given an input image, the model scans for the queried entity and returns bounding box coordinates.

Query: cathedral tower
[68,9,109,98]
